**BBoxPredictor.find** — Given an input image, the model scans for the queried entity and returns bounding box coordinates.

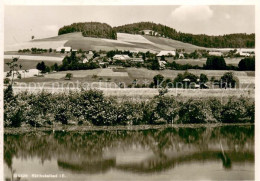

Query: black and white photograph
[1,1,257,181]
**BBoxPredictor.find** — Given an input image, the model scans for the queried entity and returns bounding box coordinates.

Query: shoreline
[4,123,254,134]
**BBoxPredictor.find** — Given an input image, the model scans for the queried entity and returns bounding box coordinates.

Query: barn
[157,50,176,57]
[56,47,71,53]
[113,54,131,62]
[208,51,222,56]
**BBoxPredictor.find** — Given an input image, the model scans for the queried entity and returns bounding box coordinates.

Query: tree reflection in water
[4,125,254,176]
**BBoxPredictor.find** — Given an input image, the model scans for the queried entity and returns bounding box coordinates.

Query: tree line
[58,22,254,48]
[58,22,117,39]
[114,22,255,48]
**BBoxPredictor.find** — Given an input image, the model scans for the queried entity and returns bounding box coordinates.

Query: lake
[4,124,254,181]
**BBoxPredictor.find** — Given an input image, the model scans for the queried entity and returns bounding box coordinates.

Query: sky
[4,5,255,45]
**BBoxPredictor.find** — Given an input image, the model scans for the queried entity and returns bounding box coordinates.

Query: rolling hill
[5,32,207,53]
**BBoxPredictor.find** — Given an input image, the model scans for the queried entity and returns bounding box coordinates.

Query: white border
[0,1,258,181]
[2,0,257,5]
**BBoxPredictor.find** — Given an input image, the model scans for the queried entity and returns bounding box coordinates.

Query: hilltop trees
[205,56,227,70]
[58,22,117,40]
[57,21,254,48]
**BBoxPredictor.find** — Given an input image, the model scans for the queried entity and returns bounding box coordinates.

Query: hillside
[5,32,206,52]
[57,22,255,48]
[114,22,255,48]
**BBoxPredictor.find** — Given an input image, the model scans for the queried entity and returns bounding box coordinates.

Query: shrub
[153,96,179,124]
[115,100,143,125]
[200,73,208,83]
[153,74,164,87]
[4,78,10,85]
[3,88,254,127]
[220,72,237,88]
[76,90,116,125]
[221,97,253,123]
[178,99,214,123]
[207,98,222,121]
[55,103,69,125]
[65,73,73,80]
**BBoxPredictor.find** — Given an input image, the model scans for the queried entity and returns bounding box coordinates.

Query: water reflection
[4,125,254,180]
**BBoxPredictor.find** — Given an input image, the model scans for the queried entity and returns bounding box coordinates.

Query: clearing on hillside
[5,32,208,53]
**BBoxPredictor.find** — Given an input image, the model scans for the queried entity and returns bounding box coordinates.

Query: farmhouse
[82,58,89,63]
[157,50,176,57]
[56,47,71,53]
[237,49,255,57]
[208,51,222,56]
[159,60,167,69]
[139,30,159,36]
[179,53,184,59]
[113,54,131,62]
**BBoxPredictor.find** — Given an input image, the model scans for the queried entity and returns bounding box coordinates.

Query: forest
[58,22,117,39]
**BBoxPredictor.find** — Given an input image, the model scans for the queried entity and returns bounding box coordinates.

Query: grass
[4,123,254,134]
[13,67,255,90]
[4,51,65,57]
[5,40,67,51]
[143,35,207,52]
[166,57,243,66]
[7,32,209,53]
[4,59,62,71]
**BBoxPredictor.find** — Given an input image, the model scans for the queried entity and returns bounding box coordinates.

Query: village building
[88,50,94,54]
[82,58,89,63]
[208,51,223,56]
[131,57,144,63]
[237,49,255,57]
[139,30,160,36]
[157,50,176,58]
[159,60,167,69]
[113,54,131,62]
[179,53,184,59]
[56,47,71,53]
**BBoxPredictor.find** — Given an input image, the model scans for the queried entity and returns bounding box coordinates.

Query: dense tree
[205,56,227,70]
[36,61,47,73]
[149,59,160,70]
[153,74,164,87]
[173,71,199,88]
[51,63,59,71]
[58,22,117,39]
[238,57,255,71]
[220,72,237,88]
[200,74,208,83]
[65,73,73,80]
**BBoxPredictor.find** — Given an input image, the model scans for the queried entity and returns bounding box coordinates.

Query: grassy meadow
[6,32,208,53]
[12,68,255,92]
